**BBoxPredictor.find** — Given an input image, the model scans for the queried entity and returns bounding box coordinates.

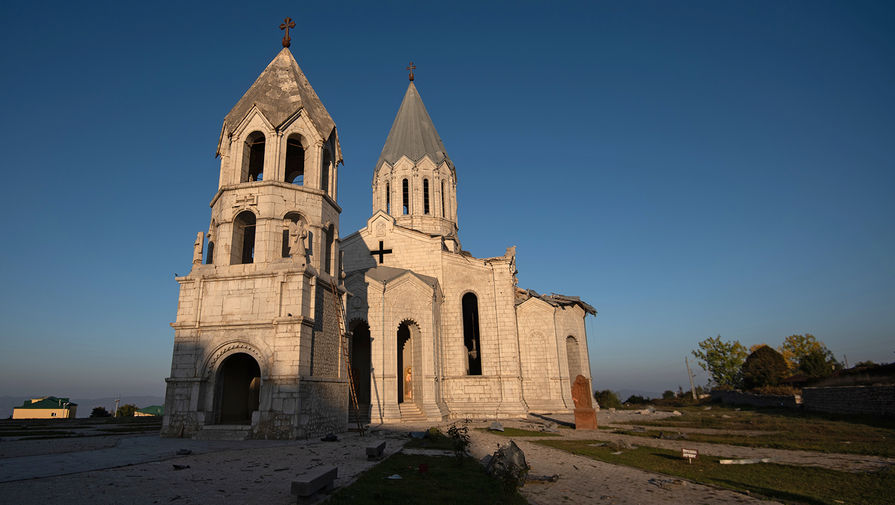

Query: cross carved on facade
[406,62,416,82]
[280,17,296,48]
[370,241,393,264]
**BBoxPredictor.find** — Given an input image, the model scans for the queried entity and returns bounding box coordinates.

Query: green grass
[324,454,528,505]
[404,436,456,450]
[474,427,560,437]
[537,440,895,505]
[621,406,895,457]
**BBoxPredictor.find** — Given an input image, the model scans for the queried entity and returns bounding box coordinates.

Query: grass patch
[623,406,895,457]
[404,436,456,450]
[475,427,560,437]
[324,453,527,505]
[538,439,895,505]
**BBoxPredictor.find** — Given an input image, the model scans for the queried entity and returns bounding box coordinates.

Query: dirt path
[538,428,895,472]
[467,429,776,505]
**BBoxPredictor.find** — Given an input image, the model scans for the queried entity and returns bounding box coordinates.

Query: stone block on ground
[291,466,337,504]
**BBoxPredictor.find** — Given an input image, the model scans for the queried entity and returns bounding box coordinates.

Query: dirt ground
[0,410,890,504]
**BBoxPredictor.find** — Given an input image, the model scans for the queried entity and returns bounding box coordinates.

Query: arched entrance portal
[396,321,416,404]
[217,353,261,424]
[349,321,371,418]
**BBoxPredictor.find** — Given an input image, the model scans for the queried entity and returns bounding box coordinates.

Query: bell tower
[163,21,348,440]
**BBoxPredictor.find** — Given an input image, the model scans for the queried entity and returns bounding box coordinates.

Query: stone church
[162,41,595,439]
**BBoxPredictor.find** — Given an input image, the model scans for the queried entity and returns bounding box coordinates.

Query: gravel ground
[0,410,889,504]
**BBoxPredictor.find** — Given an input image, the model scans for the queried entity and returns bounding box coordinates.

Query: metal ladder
[330,277,365,435]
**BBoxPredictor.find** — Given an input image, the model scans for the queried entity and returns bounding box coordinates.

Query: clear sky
[1,1,893,398]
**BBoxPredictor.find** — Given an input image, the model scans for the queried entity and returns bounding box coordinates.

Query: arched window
[205,241,215,264]
[423,179,430,215]
[324,224,334,275]
[385,182,391,214]
[231,211,256,264]
[402,178,409,215]
[321,150,331,194]
[462,292,482,375]
[285,135,305,185]
[282,212,304,258]
[440,180,446,217]
[243,131,265,182]
[566,336,582,384]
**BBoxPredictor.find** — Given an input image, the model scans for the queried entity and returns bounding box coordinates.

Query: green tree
[799,348,839,379]
[90,406,112,418]
[662,390,676,400]
[593,390,622,409]
[692,335,747,389]
[741,345,788,390]
[778,334,832,373]
[116,404,138,417]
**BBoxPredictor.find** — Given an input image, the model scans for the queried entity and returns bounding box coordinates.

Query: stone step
[399,403,426,421]
[194,424,252,440]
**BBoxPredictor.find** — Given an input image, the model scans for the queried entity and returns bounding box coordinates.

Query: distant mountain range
[1,396,165,419]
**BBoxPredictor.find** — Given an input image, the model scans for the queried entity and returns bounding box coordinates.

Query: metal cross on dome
[370,241,393,264]
[280,17,296,48]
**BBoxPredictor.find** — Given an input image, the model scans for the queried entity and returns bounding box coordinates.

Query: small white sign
[681,448,698,463]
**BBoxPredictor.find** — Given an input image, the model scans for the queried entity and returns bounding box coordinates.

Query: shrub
[90,406,112,418]
[594,390,622,409]
[624,395,650,405]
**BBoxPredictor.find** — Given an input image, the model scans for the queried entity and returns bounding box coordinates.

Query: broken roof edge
[515,287,597,316]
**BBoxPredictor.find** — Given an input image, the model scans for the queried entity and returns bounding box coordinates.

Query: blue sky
[0,1,893,398]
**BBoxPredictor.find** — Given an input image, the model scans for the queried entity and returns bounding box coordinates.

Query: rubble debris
[485,441,530,488]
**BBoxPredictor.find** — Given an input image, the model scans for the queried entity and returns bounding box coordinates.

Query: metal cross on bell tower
[280,17,296,48]
[406,61,416,82]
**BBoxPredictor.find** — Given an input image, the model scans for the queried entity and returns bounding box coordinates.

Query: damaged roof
[218,48,338,160]
[516,288,597,315]
[377,82,453,171]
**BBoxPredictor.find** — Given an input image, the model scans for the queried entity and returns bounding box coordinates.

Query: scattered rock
[658,432,687,440]
[409,431,426,439]
[488,421,505,432]
[671,411,682,416]
[485,441,530,487]
[175,449,192,456]
[172,464,190,471]
[541,422,559,433]
[386,474,402,480]
[320,433,339,442]
[631,426,646,432]
[649,478,685,489]
[526,474,559,484]
[703,406,712,410]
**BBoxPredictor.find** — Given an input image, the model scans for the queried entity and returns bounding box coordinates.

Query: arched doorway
[349,321,371,418]
[217,353,261,424]
[396,321,416,404]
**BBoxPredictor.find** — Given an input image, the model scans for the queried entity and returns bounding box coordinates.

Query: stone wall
[710,390,801,408]
[802,385,895,416]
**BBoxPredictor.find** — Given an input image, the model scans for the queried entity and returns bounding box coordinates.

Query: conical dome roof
[217,48,338,160]
[377,82,452,170]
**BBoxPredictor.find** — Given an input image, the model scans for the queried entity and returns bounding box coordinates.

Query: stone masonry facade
[164,45,597,438]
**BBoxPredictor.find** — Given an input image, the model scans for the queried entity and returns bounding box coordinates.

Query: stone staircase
[194,424,252,440]
[399,402,426,422]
